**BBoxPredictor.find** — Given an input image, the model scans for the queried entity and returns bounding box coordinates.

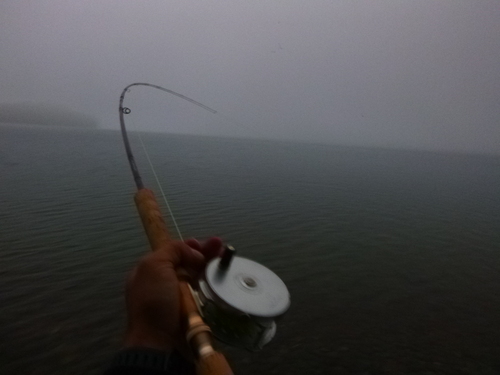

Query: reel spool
[195,246,290,351]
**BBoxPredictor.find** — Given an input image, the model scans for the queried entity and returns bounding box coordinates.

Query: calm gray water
[1,125,500,374]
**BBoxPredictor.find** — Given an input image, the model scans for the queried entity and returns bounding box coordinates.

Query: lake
[1,125,499,374]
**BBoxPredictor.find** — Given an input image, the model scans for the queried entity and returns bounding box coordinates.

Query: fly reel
[194,245,290,351]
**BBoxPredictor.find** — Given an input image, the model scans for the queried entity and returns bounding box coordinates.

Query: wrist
[105,347,195,375]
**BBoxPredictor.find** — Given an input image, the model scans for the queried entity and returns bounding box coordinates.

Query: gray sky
[1,1,499,154]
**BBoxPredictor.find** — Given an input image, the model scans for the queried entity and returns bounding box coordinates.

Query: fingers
[201,237,224,261]
[184,238,201,251]
[182,237,224,280]
[185,237,223,262]
[149,242,205,271]
[175,242,205,270]
[135,237,224,279]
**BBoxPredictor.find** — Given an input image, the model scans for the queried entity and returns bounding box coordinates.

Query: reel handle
[134,188,233,375]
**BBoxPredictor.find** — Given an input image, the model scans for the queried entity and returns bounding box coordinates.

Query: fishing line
[131,115,184,240]
[120,82,258,241]
[119,83,217,240]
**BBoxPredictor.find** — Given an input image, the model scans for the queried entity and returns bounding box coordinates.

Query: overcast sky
[1,1,499,153]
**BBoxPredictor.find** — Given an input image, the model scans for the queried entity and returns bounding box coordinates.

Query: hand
[124,237,223,352]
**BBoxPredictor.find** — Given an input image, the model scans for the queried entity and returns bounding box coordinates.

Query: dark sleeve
[104,348,196,375]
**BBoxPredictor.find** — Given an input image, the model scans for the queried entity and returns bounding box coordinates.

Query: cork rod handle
[134,188,233,375]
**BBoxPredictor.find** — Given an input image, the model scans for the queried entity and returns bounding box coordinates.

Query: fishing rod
[118,83,290,374]
[119,82,217,190]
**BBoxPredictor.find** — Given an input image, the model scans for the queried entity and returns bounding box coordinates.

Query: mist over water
[1,125,500,374]
[0,103,98,128]
[2,1,500,154]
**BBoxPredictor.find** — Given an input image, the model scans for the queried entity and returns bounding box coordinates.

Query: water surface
[1,125,499,374]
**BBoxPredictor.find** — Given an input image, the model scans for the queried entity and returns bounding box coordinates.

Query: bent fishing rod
[118,83,290,375]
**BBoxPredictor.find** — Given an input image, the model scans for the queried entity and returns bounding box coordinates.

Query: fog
[1,1,499,153]
[0,103,97,128]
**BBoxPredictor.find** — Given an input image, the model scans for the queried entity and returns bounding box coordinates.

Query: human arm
[104,238,223,375]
